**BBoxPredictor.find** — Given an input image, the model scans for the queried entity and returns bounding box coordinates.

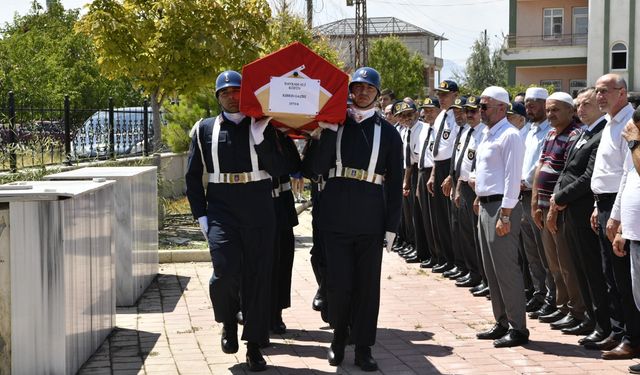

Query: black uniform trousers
[309,181,326,295]
[409,164,429,261]
[417,169,438,262]
[401,166,415,247]
[208,219,275,345]
[596,195,640,346]
[458,181,483,281]
[322,230,384,346]
[432,159,454,265]
[561,199,610,334]
[450,178,467,272]
[271,189,297,323]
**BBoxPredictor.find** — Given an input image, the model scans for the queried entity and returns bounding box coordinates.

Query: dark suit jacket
[553,118,607,207]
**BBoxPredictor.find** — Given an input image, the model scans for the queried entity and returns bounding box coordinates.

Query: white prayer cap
[525,87,549,100]
[546,92,575,107]
[480,86,510,105]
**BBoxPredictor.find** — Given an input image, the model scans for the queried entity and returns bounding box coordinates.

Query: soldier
[185,70,288,372]
[306,67,403,371]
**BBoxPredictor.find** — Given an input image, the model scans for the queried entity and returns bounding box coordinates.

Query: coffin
[240,42,349,132]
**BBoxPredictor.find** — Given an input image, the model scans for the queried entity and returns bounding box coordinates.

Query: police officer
[307,67,403,371]
[185,70,288,372]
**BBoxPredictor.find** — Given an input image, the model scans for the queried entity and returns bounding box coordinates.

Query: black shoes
[528,303,556,319]
[539,309,566,323]
[562,320,595,335]
[221,323,239,354]
[327,342,345,366]
[469,282,486,293]
[405,255,421,263]
[442,266,460,278]
[525,298,544,313]
[236,311,244,325]
[246,342,267,372]
[456,275,481,287]
[420,259,436,268]
[493,329,529,348]
[550,314,581,330]
[476,323,509,340]
[354,345,378,372]
[472,286,490,297]
[312,289,325,311]
[432,263,454,273]
[578,330,608,345]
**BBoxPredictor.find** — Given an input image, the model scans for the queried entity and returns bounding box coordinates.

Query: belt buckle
[230,173,248,184]
[347,168,365,180]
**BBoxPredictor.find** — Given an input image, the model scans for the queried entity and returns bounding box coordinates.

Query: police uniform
[185,72,288,360]
[270,130,302,332]
[306,67,403,370]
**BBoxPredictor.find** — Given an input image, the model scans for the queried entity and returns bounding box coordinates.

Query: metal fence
[0,92,154,172]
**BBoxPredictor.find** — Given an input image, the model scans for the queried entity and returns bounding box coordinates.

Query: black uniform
[185,114,287,346]
[307,112,403,346]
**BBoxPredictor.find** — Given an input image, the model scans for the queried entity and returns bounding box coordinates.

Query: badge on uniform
[429,141,434,151]
[456,142,462,151]
[467,149,475,160]
[218,130,229,143]
[443,129,451,140]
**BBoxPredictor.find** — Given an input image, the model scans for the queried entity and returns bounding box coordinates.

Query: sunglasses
[480,103,501,111]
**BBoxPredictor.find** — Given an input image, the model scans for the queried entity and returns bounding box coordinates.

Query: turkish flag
[240,42,348,133]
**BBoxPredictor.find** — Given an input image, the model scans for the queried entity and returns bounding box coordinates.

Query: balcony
[506,33,588,48]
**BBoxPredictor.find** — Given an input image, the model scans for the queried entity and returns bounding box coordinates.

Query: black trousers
[459,181,483,280]
[208,221,274,345]
[410,165,429,261]
[322,230,384,347]
[450,178,467,271]
[310,184,326,298]
[271,225,295,321]
[596,196,640,346]
[401,182,415,246]
[563,200,610,334]
[432,159,454,264]
[417,169,437,262]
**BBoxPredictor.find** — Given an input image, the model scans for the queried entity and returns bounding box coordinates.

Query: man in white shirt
[586,73,640,360]
[519,87,556,319]
[613,109,640,374]
[473,86,527,348]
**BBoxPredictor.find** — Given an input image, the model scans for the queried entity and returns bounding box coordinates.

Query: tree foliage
[455,32,507,93]
[368,37,425,99]
[76,0,272,150]
[0,0,140,109]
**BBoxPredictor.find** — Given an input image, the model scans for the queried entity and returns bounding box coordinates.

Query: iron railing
[0,92,157,172]
[505,33,588,49]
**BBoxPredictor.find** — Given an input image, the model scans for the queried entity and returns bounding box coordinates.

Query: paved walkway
[79,209,639,374]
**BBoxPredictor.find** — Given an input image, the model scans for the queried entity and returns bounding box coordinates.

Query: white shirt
[591,103,635,194]
[521,119,551,188]
[403,120,424,165]
[474,117,525,209]
[431,108,459,161]
[458,123,486,182]
[518,122,531,142]
[417,122,435,169]
[611,150,640,240]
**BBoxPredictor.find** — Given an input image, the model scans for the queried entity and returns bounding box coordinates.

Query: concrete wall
[516,65,587,92]
[517,0,588,36]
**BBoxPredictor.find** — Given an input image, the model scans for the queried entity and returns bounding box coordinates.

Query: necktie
[405,128,412,168]
[432,112,449,158]
[419,126,434,168]
[455,128,475,179]
[449,125,466,177]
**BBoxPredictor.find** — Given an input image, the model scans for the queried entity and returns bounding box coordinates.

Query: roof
[315,17,447,40]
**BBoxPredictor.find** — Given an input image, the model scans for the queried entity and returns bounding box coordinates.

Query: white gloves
[318,122,338,132]
[251,116,272,144]
[198,216,209,240]
[385,231,396,253]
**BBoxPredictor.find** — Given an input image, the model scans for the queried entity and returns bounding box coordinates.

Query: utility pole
[306,0,313,28]
[348,0,368,67]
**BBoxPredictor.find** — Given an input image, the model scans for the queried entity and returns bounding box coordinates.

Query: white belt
[272,181,292,197]
[208,170,271,184]
[328,167,383,185]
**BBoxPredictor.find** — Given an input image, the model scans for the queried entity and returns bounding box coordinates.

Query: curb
[159,200,313,263]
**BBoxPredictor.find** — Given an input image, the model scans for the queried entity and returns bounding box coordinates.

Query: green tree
[76,0,272,151]
[455,32,507,92]
[368,36,425,98]
[0,0,140,109]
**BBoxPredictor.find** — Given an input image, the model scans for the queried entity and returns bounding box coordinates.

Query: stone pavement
[79,209,639,375]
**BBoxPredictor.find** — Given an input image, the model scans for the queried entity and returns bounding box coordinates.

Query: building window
[540,79,562,92]
[569,79,587,98]
[572,7,588,35]
[543,8,564,39]
[611,43,628,70]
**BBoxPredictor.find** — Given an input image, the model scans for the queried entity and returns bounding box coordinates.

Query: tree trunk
[150,91,162,152]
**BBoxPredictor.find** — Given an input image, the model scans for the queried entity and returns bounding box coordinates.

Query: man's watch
[629,139,640,150]
[500,215,511,224]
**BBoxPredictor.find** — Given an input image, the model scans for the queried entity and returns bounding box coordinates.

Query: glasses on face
[595,87,623,95]
[480,103,501,111]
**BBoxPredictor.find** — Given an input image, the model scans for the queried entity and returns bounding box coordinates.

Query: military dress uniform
[185,112,287,347]
[307,108,403,349]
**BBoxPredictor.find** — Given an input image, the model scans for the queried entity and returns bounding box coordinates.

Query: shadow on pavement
[77,327,161,375]
[118,273,191,314]
[525,340,604,358]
